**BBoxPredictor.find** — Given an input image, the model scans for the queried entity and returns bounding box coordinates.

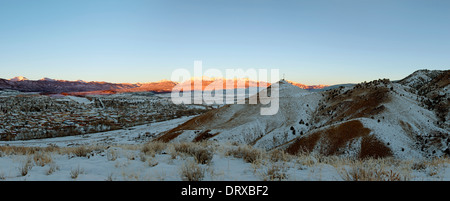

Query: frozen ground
[1,116,450,181]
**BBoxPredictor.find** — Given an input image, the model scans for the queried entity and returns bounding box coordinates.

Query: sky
[0,0,449,85]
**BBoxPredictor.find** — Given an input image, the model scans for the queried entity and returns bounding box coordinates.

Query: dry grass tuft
[147,157,159,167]
[18,157,33,176]
[141,141,167,156]
[173,142,196,155]
[269,149,291,162]
[261,163,288,181]
[338,159,407,181]
[225,145,263,164]
[33,151,53,167]
[106,149,119,161]
[0,145,58,155]
[46,163,60,175]
[172,142,214,164]
[192,148,214,164]
[179,160,205,181]
[71,146,92,157]
[70,165,85,179]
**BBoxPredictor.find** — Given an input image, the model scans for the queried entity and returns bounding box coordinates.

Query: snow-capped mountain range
[0,76,328,94]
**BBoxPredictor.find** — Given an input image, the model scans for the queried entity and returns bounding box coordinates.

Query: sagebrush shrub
[173,142,213,164]
[141,142,166,156]
[33,151,53,167]
[226,145,262,164]
[180,161,205,181]
[71,146,92,157]
[192,148,213,164]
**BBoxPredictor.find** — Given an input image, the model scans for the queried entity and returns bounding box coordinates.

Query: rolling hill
[155,69,450,159]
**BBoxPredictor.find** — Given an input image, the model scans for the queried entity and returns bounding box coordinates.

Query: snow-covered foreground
[1,141,450,181]
[1,116,450,181]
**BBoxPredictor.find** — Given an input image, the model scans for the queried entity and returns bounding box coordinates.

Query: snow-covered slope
[156,70,450,159]
[398,69,444,89]
[285,77,448,159]
[397,70,448,127]
[156,80,321,148]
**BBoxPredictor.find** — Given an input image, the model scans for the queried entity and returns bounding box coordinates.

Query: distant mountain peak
[76,79,88,83]
[156,79,177,83]
[8,76,28,81]
[39,77,57,82]
[285,80,329,90]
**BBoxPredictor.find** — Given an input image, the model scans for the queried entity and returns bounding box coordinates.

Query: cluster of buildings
[0,93,207,141]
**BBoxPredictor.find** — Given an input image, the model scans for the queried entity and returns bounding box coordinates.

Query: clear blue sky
[0,0,449,85]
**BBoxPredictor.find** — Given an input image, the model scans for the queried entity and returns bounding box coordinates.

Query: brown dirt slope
[285,120,392,159]
[155,108,221,142]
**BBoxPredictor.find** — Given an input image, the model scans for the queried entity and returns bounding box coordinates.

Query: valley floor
[0,116,450,181]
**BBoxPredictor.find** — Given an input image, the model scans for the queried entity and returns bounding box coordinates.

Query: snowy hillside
[156,81,322,148]
[156,70,450,159]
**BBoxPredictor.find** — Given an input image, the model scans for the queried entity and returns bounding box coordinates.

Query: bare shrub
[138,150,159,167]
[141,142,166,156]
[173,142,195,155]
[105,173,115,181]
[340,165,376,181]
[179,160,205,181]
[261,164,288,181]
[70,165,85,179]
[107,149,119,161]
[18,157,33,176]
[168,146,179,160]
[46,163,60,175]
[147,157,159,167]
[70,146,92,157]
[339,161,405,181]
[139,153,148,162]
[173,142,213,164]
[192,148,213,165]
[411,161,427,171]
[33,151,53,167]
[295,152,318,167]
[126,152,136,161]
[226,145,262,164]
[270,149,291,162]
